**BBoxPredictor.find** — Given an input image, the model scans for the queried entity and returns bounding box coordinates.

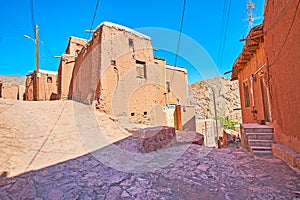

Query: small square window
[136,60,146,79]
[129,38,134,47]
[166,81,170,93]
[47,77,52,83]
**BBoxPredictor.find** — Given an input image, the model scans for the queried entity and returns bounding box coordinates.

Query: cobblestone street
[0,99,300,199]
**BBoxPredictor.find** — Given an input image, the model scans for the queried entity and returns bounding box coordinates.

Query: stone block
[137,126,176,152]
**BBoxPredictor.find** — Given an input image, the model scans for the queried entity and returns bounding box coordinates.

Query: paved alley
[0,99,300,199]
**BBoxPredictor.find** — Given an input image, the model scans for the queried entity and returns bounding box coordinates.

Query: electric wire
[174,0,187,68]
[218,0,229,63]
[217,0,232,68]
[264,0,296,33]
[268,0,300,67]
[88,0,100,39]
[167,0,187,100]
[30,0,35,36]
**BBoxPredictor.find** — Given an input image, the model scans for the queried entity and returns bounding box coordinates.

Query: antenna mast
[246,0,255,28]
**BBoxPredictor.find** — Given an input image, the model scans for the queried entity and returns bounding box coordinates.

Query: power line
[88,0,100,39]
[43,43,55,59]
[218,0,229,57]
[268,0,300,67]
[220,0,232,67]
[174,0,187,67]
[217,0,232,68]
[30,0,35,36]
[167,0,186,101]
[264,0,297,33]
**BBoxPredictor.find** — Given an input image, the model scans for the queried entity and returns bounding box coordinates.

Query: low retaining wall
[272,144,300,169]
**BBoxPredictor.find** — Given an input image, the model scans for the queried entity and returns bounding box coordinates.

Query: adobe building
[231,24,269,124]
[57,37,87,100]
[231,0,300,168]
[264,0,300,167]
[25,69,58,101]
[0,83,25,100]
[68,22,196,130]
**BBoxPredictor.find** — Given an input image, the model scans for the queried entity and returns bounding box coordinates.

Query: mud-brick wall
[38,73,58,100]
[264,0,300,153]
[237,43,267,123]
[100,25,154,115]
[1,85,19,100]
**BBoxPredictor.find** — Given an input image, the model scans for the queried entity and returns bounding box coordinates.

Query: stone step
[251,146,272,151]
[253,150,273,156]
[248,139,273,147]
[244,127,274,133]
[246,132,274,140]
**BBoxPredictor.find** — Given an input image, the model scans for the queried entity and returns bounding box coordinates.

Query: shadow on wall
[50,93,58,101]
[182,116,196,131]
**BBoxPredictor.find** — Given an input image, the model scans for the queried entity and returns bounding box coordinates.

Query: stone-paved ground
[1,99,300,199]
[1,144,300,200]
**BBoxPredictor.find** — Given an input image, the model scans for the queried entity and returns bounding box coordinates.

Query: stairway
[241,124,274,156]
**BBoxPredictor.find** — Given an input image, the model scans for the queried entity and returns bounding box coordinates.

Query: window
[166,81,171,93]
[243,80,251,107]
[75,49,80,57]
[129,38,134,47]
[136,60,146,79]
[47,77,52,83]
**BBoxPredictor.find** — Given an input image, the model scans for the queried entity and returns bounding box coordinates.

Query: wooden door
[260,77,271,122]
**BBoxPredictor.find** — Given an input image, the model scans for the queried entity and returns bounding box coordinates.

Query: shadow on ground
[1,135,300,200]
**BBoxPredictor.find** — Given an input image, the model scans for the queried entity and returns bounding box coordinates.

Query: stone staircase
[241,124,274,156]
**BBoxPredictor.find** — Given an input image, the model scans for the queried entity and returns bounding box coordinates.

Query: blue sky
[0,0,265,83]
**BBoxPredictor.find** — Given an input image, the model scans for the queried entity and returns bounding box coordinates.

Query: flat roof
[96,21,151,40]
[166,64,187,73]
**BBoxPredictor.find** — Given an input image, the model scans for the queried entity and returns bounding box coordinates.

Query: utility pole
[211,87,219,148]
[35,25,39,101]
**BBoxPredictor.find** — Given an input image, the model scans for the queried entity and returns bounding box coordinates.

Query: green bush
[219,116,239,129]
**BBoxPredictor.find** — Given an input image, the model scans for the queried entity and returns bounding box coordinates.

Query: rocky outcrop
[190,77,241,122]
[0,75,25,85]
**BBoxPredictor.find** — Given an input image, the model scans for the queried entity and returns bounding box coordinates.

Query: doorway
[260,77,271,122]
[166,104,176,127]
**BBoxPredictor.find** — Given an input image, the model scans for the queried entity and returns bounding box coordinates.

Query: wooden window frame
[243,80,251,108]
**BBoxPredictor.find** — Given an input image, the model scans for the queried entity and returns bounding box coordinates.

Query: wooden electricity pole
[35,25,39,101]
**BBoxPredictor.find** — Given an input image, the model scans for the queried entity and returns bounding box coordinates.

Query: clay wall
[237,42,267,123]
[264,0,300,153]
[1,85,19,100]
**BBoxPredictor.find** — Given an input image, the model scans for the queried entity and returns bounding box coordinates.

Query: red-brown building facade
[232,0,300,167]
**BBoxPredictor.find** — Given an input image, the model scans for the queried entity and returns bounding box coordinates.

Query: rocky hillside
[190,77,241,123]
[0,75,26,85]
